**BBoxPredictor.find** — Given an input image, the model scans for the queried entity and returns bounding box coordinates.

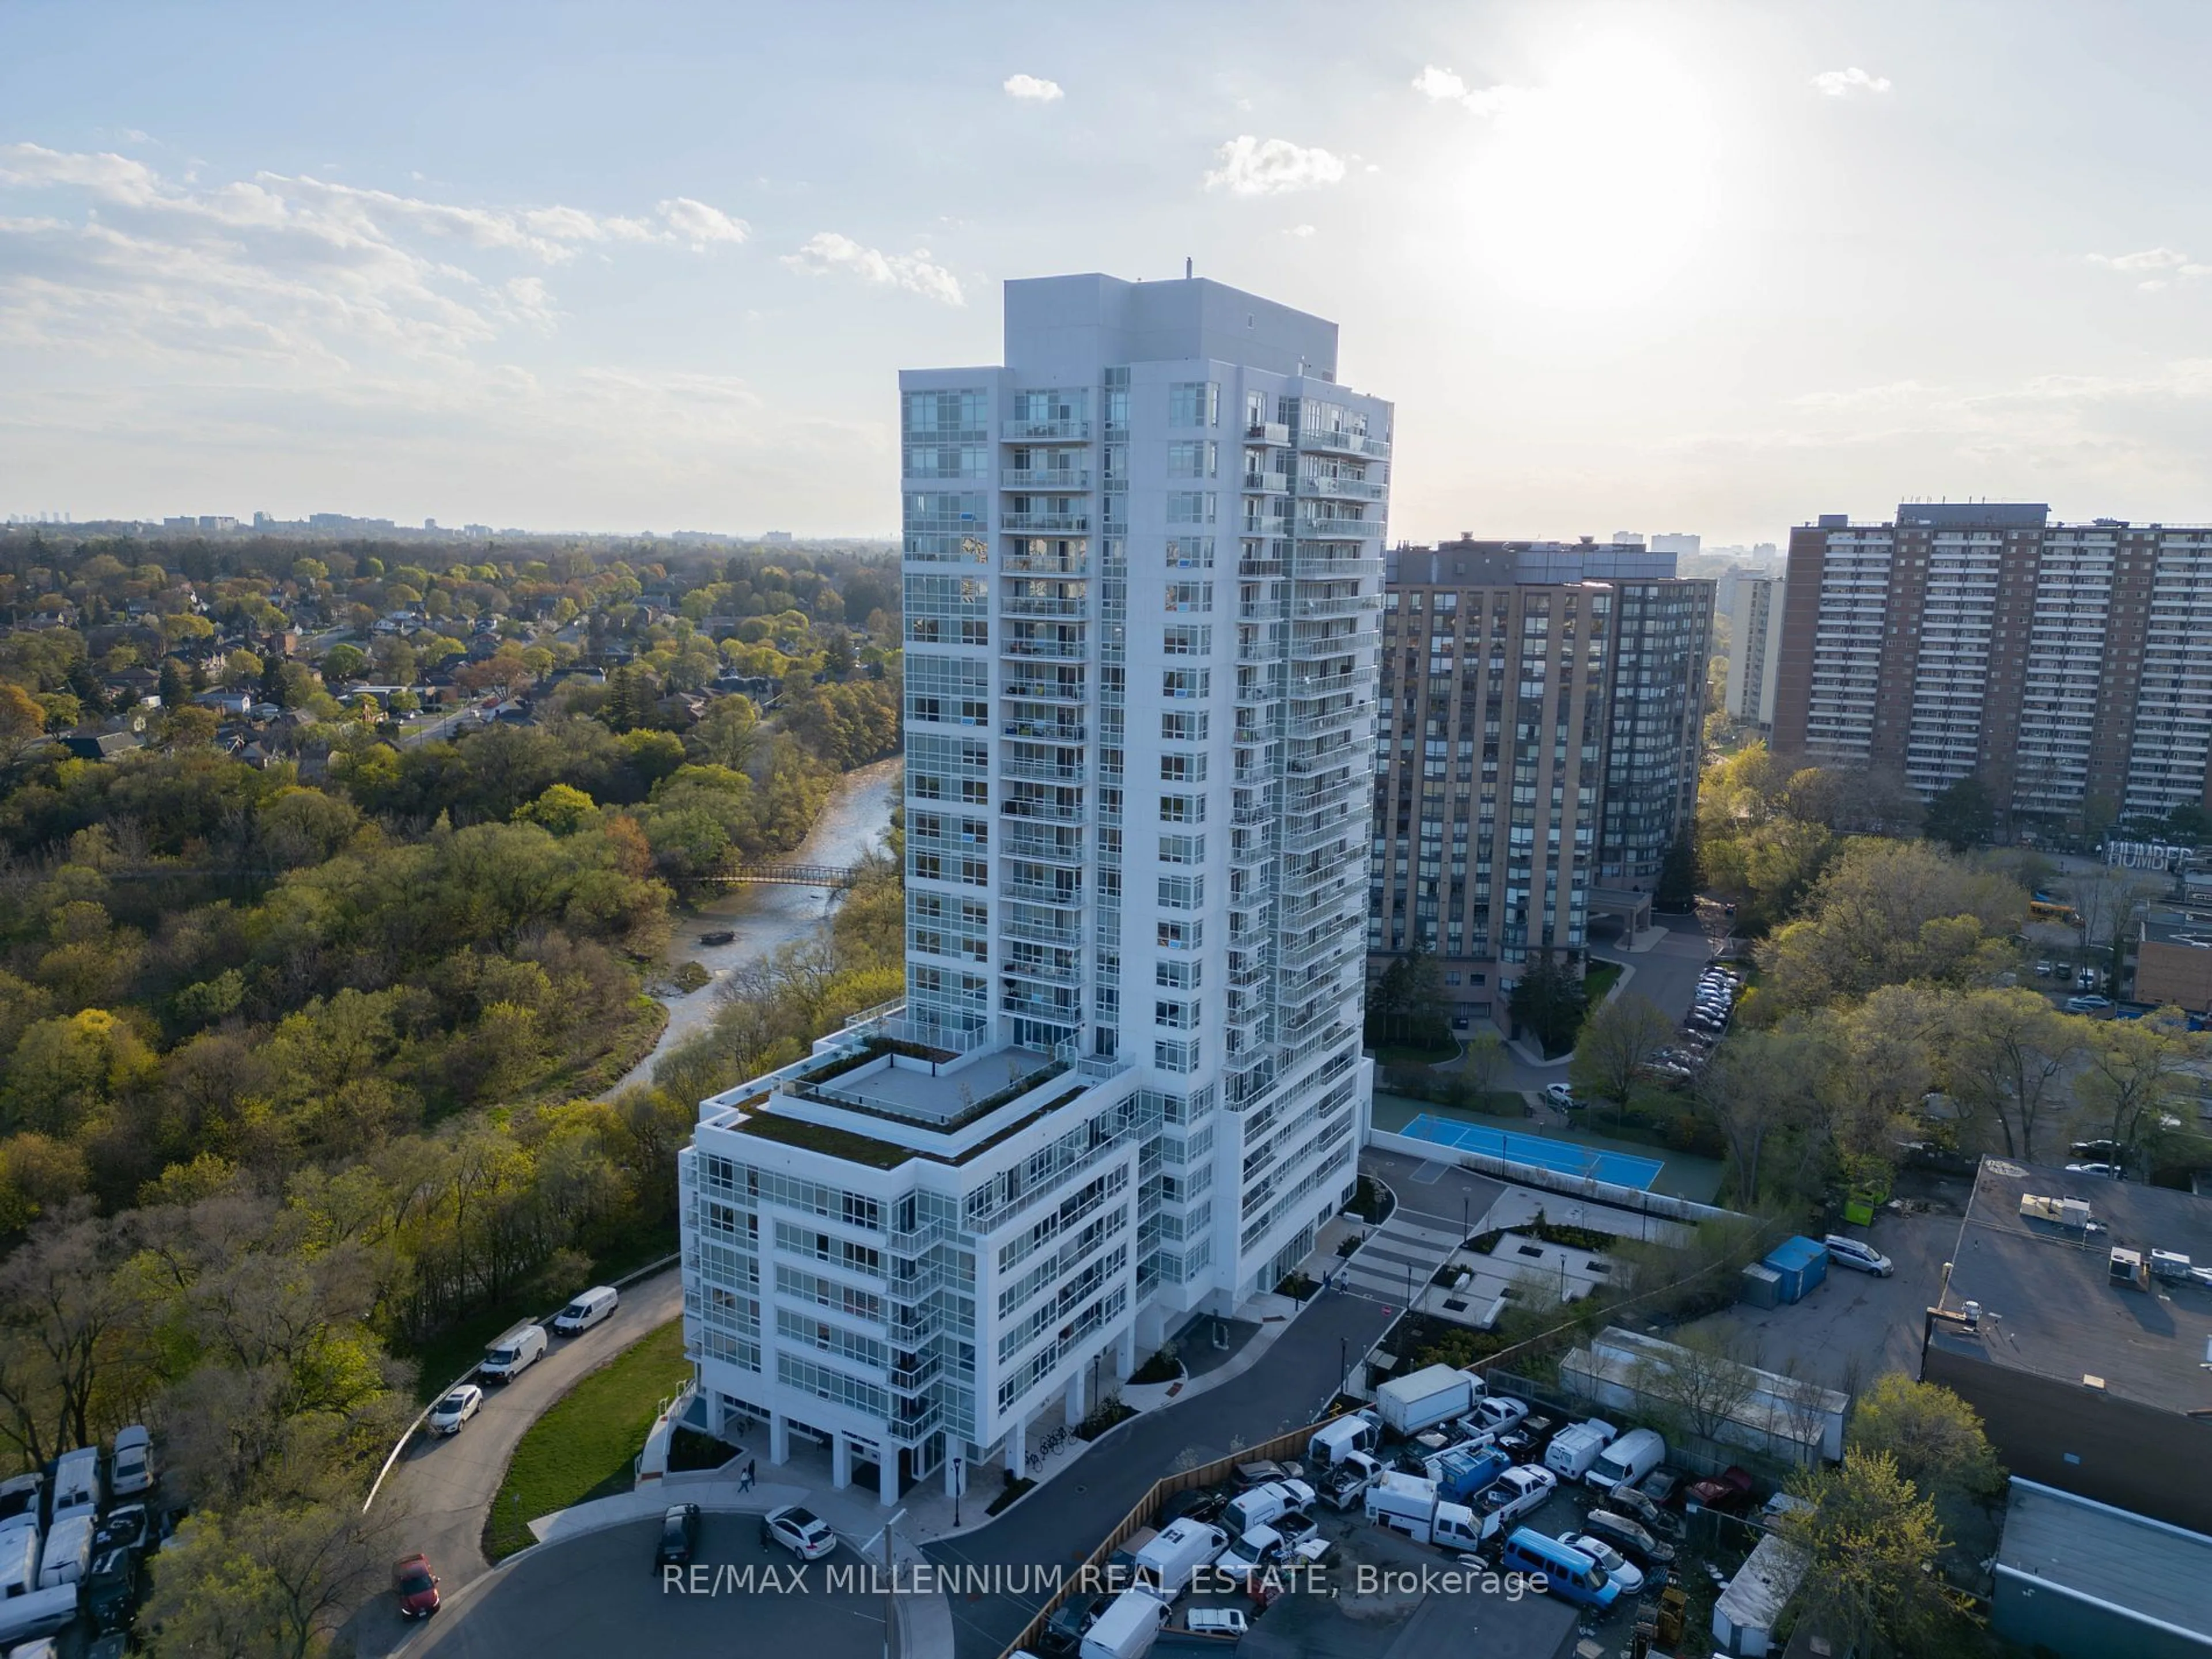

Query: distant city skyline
[10,3,2212,540]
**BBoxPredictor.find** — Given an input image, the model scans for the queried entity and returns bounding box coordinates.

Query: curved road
[355,1272,681,1657]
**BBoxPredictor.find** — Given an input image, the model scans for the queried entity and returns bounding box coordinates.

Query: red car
[1685,1466,1756,1513]
[393,1553,441,1619]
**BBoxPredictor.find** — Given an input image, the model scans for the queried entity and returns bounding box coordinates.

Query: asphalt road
[407,1513,886,1659]
[355,1271,683,1658]
[922,1165,1508,1659]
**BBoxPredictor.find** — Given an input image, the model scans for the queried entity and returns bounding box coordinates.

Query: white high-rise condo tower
[677,274,1388,1506]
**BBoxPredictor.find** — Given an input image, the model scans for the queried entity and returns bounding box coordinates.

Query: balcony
[1296,427,1391,459]
[1002,718,1086,743]
[1001,637,1089,660]
[1000,795,1088,825]
[999,594,1090,619]
[1006,419,1092,441]
[1294,593,1381,621]
[1002,677,1086,703]
[1298,474,1388,502]
[1002,953,1083,987]
[1000,916,1085,948]
[1001,877,1082,907]
[1003,550,1090,577]
[1241,471,1293,495]
[1003,468,1093,491]
[1003,512,1090,535]
[1297,514,1384,541]
[1246,421,1291,445]
[1000,757,1088,786]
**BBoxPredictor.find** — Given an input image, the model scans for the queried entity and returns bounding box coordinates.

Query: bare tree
[144,1500,395,1659]
[0,1204,150,1466]
[1568,991,1675,1124]
[1630,1326,1762,1445]
[1937,988,2084,1163]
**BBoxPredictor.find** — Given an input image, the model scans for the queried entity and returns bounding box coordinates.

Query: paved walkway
[1331,1202,1473,1306]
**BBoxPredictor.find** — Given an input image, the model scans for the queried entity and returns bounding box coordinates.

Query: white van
[0,1521,39,1597]
[1588,1427,1666,1491]
[0,1585,77,1649]
[47,1449,99,1525]
[1183,1608,1248,1637]
[1308,1411,1380,1470]
[552,1286,619,1336]
[1130,1518,1226,1598]
[36,1514,90,1590]
[479,1323,548,1381]
[1078,1588,1170,1659]
[1542,1420,1618,1483]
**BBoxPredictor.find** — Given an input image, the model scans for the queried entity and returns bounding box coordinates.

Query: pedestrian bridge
[702,862,863,887]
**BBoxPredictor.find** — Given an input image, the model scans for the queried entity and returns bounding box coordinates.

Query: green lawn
[482,1317,692,1560]
[1370,1039,1459,1067]
[1581,960,1624,1005]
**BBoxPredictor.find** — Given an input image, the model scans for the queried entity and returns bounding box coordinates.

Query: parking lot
[1676,1191,1967,1396]
[410,1513,887,1659]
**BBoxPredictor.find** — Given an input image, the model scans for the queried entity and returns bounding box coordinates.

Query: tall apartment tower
[1772,503,2212,828]
[676,275,1387,1508]
[1724,574,1783,728]
[1374,539,1711,1031]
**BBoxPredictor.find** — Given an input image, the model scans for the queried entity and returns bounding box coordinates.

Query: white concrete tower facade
[676,274,1387,1509]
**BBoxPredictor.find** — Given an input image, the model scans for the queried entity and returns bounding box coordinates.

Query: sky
[6,0,2212,544]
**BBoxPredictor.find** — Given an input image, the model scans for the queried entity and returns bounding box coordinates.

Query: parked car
[656,1503,701,1570]
[1604,1482,1684,1540]
[2066,1161,2124,1179]
[1161,1488,1229,1527]
[428,1384,485,1435]
[1685,1467,1757,1514]
[1042,1592,1114,1653]
[1272,1510,1319,1549]
[1493,1415,1558,1461]
[1231,1460,1304,1490]
[93,1505,147,1556]
[393,1553,441,1619]
[1823,1235,1894,1277]
[1560,1531,1646,1597]
[82,1548,136,1634]
[478,1323,547,1382]
[2035,959,2054,977]
[109,1426,156,1499]
[1476,1465,1557,1529]
[1544,1084,1577,1107]
[2078,968,2099,989]
[762,1506,837,1562]
[1638,1468,1681,1508]
[2070,1138,2124,1161]
[1578,1509,1676,1570]
[1184,1609,1250,1637]
[2066,995,2113,1014]
[1470,1395,1530,1434]
[552,1286,620,1337]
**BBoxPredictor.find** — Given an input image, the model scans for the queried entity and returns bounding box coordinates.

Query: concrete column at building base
[1116,1322,1138,1380]
[1007,1418,1027,1480]
[878,1449,899,1508]
[832,1431,852,1490]
[770,1411,790,1466]
[1066,1365,1088,1425]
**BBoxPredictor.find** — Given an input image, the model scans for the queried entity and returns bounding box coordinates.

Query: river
[609,755,901,1093]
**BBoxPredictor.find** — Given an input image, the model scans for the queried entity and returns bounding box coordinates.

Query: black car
[1162,1487,1228,1527]
[84,1546,138,1634]
[656,1502,702,1570]
[1041,1592,1115,1654]
[1492,1414,1558,1461]
[1581,1509,1677,1571]
[95,1503,149,1556]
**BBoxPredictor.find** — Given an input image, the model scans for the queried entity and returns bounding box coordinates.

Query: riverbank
[609,755,901,1094]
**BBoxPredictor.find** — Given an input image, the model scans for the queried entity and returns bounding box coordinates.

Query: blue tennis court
[1402,1113,1665,1190]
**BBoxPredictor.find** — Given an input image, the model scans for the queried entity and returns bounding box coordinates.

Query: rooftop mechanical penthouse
[677,273,1389,1506]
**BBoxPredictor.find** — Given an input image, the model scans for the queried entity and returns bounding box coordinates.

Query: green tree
[1923,774,1996,851]
[1783,1449,1972,1653]
[1936,987,2084,1164]
[1507,952,1586,1058]
[319,642,368,683]
[514,783,599,837]
[143,1502,389,1659]
[1847,1374,2003,1506]
[158,657,191,711]
[1654,827,1698,912]
[0,681,52,770]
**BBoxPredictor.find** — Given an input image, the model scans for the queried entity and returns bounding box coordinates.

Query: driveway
[407,1513,887,1659]
[354,1271,681,1657]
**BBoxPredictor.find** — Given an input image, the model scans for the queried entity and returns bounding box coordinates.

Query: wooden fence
[995,1411,1350,1659]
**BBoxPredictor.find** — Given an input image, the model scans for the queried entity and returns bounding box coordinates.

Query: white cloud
[1285,224,1315,238]
[2090,247,2190,272]
[658,196,750,248]
[782,232,964,305]
[1202,135,1346,198]
[1811,66,1892,97]
[1411,64,1468,101]
[1002,73,1063,103]
[1411,64,1529,118]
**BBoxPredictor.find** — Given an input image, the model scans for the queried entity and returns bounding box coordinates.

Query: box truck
[1374,1364,1482,1437]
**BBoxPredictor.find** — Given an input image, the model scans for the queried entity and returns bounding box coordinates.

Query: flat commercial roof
[836,1048,1059,1126]
[1995,1479,2212,1645]
[1929,1158,2212,1415]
